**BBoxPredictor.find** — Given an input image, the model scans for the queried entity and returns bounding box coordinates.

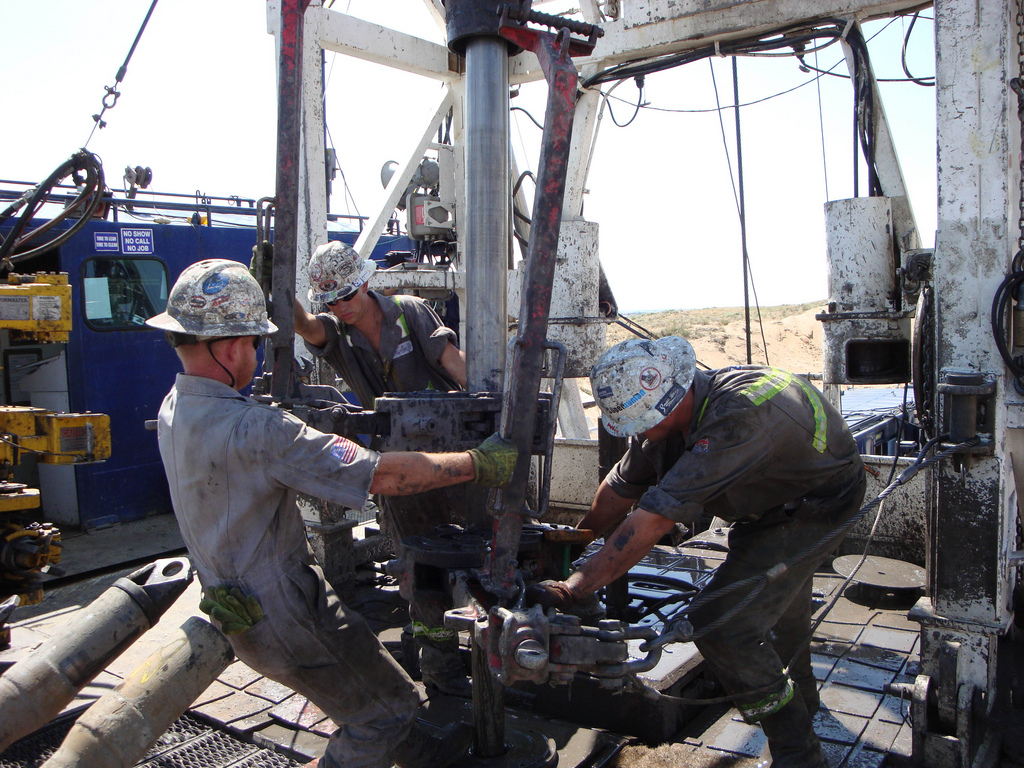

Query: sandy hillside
[605,302,826,376]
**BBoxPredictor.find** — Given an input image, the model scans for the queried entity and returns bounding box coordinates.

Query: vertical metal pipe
[472,617,505,757]
[463,36,509,394]
[462,34,511,758]
[270,0,307,399]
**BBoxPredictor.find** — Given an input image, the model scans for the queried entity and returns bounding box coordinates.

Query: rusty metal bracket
[483,3,604,602]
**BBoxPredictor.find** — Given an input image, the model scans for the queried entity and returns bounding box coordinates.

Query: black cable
[901,12,935,86]
[84,0,161,147]
[990,252,1024,386]
[511,105,544,130]
[607,76,645,128]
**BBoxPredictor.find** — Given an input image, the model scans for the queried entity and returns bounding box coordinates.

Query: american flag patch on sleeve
[330,436,359,464]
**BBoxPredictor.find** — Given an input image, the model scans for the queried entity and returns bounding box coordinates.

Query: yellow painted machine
[0,273,111,607]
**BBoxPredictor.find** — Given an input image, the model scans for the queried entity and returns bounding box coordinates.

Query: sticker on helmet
[319,279,338,293]
[605,390,644,414]
[655,382,685,416]
[188,296,207,309]
[597,386,613,399]
[202,273,230,295]
[211,294,231,307]
[330,435,359,464]
[639,367,662,391]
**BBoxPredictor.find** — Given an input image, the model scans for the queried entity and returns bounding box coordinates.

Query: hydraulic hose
[0,150,106,267]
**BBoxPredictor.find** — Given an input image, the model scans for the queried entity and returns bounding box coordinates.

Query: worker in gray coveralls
[528,337,866,768]
[148,259,516,768]
[293,241,469,695]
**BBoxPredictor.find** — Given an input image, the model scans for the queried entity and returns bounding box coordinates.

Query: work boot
[419,644,472,698]
[392,721,474,768]
[756,695,829,768]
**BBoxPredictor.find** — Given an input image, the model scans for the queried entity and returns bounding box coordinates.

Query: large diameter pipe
[0,557,193,753]
[40,616,233,768]
[463,35,510,395]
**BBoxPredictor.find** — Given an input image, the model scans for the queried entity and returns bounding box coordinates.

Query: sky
[1,1,937,314]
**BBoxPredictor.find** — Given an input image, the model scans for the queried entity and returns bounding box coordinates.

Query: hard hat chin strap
[205,339,236,390]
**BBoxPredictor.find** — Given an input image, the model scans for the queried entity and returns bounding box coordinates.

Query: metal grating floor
[0,713,305,768]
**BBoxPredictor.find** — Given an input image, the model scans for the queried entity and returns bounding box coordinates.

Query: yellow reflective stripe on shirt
[741,368,827,453]
[391,297,411,338]
[743,369,791,405]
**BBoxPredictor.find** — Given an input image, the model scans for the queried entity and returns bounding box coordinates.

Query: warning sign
[120,228,154,254]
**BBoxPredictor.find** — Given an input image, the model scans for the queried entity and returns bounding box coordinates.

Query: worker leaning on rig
[293,241,470,695]
[528,337,866,768]
[293,240,466,405]
[147,259,516,768]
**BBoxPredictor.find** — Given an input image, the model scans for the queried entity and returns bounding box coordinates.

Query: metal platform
[0,517,937,767]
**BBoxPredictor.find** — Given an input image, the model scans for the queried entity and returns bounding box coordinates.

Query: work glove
[199,585,265,635]
[525,579,578,612]
[249,240,274,286]
[467,433,518,487]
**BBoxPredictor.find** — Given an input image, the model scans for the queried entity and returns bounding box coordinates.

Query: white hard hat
[146,259,278,337]
[307,241,376,304]
[590,337,697,437]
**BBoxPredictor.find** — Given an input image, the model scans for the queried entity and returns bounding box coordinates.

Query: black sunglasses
[326,291,358,307]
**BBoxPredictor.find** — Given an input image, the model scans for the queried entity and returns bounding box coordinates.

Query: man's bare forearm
[577,481,635,538]
[293,300,326,346]
[565,509,676,598]
[371,451,475,495]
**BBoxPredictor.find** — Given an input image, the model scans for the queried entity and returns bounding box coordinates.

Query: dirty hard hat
[590,337,697,438]
[307,241,376,304]
[146,259,278,337]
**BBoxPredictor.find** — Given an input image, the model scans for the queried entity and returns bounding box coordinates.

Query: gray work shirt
[605,367,861,525]
[304,292,458,407]
[156,373,380,587]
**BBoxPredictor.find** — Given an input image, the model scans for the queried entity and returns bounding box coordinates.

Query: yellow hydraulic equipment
[0,407,111,605]
[0,272,73,342]
[0,273,110,613]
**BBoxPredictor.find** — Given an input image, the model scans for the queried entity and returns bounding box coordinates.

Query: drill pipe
[0,557,192,752]
[39,616,233,768]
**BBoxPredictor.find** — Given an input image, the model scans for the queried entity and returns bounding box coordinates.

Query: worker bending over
[148,260,516,768]
[530,337,865,768]
[294,241,470,695]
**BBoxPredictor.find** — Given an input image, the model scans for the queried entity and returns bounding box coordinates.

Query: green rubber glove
[249,240,274,286]
[467,433,518,487]
[199,585,264,635]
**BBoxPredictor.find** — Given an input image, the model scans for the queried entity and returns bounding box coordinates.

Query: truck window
[82,258,168,330]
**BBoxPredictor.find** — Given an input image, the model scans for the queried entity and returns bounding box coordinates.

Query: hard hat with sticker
[307,241,376,304]
[146,259,277,337]
[590,337,696,437]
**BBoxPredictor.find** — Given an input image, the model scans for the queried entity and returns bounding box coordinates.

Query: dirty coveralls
[157,374,420,768]
[304,291,466,688]
[605,366,865,767]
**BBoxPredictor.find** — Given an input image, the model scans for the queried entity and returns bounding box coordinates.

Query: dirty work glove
[525,580,577,612]
[249,240,273,285]
[199,585,265,635]
[467,433,517,487]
